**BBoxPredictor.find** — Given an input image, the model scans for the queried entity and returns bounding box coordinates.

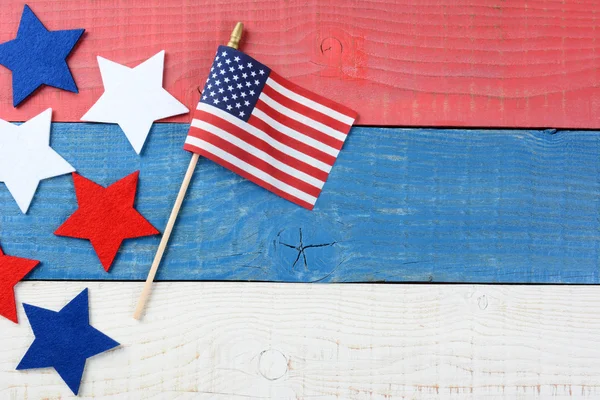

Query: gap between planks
[1,282,599,399]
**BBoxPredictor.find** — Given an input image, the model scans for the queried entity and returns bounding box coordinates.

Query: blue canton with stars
[201,45,271,122]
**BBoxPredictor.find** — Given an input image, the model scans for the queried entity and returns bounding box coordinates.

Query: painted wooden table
[1,0,600,398]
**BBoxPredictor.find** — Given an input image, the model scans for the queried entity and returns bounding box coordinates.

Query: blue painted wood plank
[0,123,598,283]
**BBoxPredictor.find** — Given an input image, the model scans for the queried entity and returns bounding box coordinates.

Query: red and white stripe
[184,72,357,209]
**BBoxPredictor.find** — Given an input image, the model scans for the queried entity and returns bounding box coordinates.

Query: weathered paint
[0,123,598,283]
[1,0,599,128]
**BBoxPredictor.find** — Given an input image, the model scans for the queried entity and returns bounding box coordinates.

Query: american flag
[184,45,357,210]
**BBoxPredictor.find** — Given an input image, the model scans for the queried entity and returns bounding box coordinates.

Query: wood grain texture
[0,124,598,283]
[2,281,600,399]
[1,0,600,128]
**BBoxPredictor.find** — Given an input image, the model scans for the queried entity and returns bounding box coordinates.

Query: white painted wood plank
[1,282,599,399]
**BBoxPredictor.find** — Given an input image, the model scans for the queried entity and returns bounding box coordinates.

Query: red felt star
[0,245,39,323]
[55,171,159,272]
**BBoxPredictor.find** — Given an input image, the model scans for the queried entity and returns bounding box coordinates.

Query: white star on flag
[0,109,75,213]
[81,50,189,154]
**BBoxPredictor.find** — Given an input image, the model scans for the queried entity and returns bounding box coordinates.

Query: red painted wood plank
[0,0,599,128]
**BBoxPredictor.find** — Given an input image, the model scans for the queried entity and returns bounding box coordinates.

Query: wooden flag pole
[133,23,244,320]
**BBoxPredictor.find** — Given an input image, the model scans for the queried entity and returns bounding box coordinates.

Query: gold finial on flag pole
[133,23,244,320]
[227,22,243,49]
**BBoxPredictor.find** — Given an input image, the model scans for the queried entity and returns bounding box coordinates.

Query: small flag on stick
[134,23,356,319]
[184,46,357,209]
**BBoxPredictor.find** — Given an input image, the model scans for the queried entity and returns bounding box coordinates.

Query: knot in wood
[258,349,288,380]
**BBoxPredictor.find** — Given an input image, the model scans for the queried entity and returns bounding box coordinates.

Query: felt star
[0,108,75,213]
[0,245,39,323]
[55,171,159,271]
[0,5,84,106]
[81,51,189,154]
[17,288,120,395]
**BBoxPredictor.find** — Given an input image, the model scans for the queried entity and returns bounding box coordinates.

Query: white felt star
[0,108,75,213]
[81,50,189,154]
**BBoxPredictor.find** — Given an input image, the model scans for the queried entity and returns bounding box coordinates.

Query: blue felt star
[16,288,119,395]
[0,5,84,106]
